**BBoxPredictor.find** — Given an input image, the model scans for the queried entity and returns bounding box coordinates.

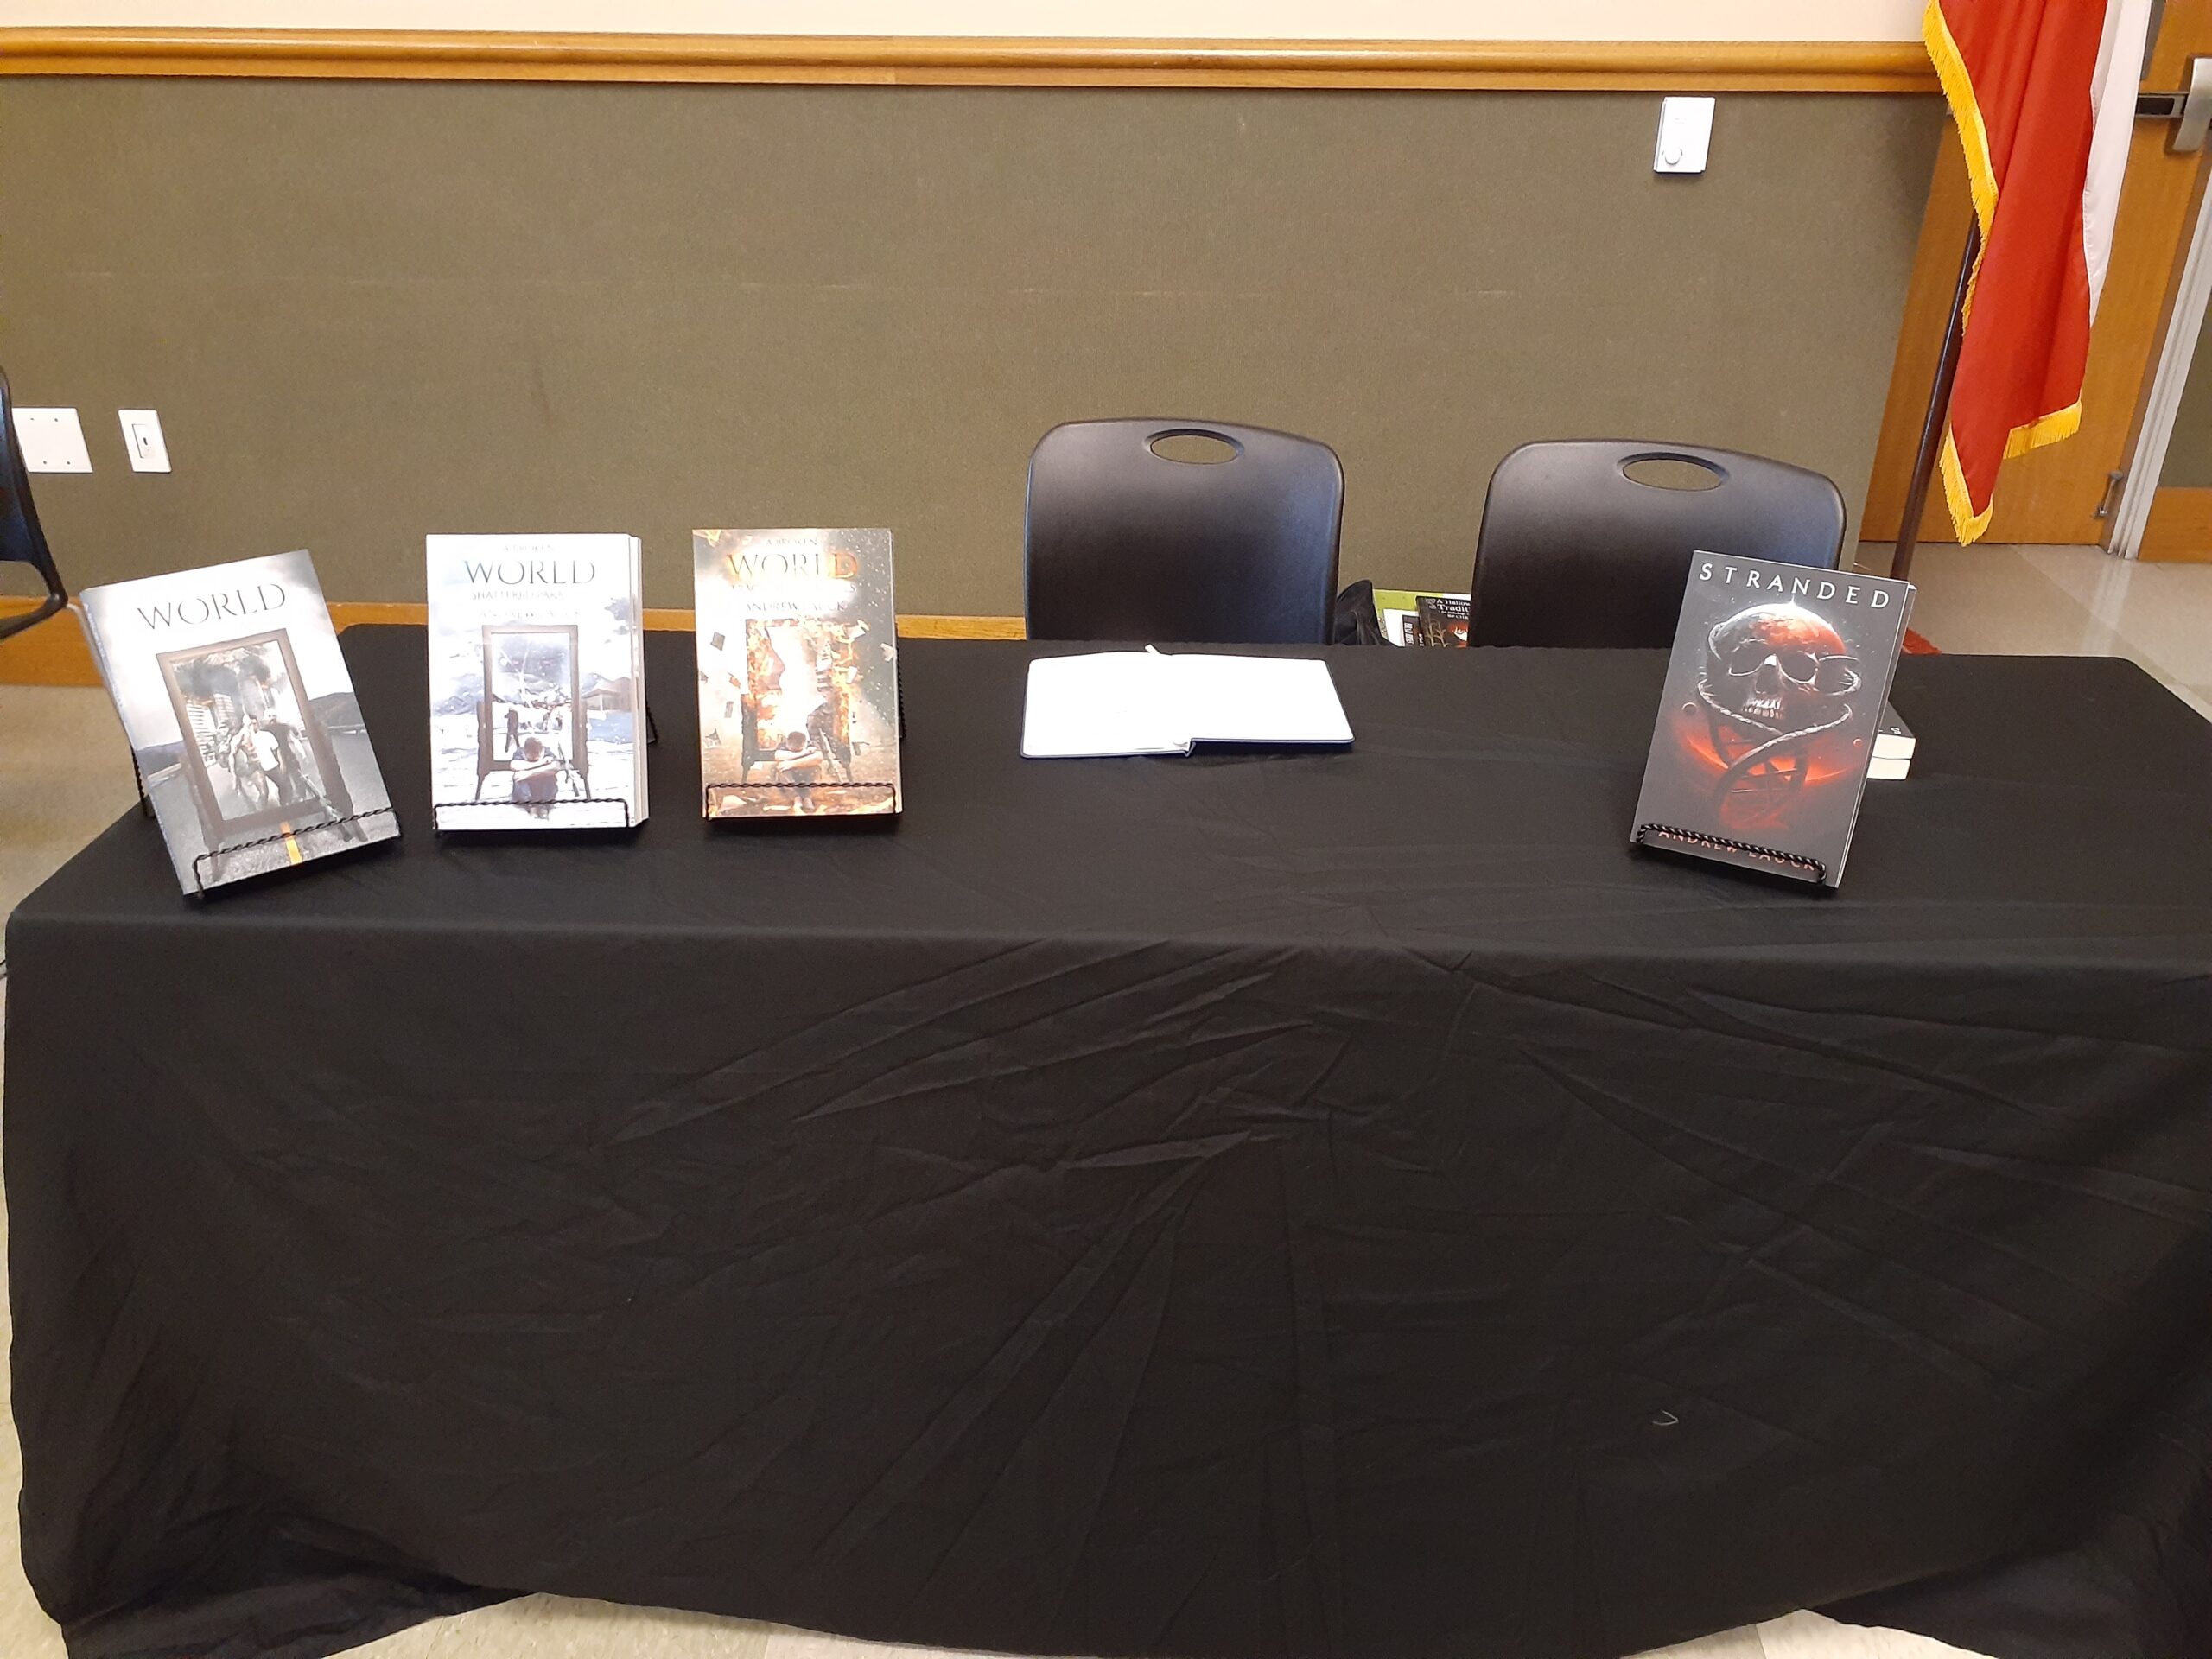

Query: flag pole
[1890,221,1981,583]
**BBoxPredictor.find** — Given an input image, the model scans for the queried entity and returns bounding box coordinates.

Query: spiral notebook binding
[1633,823,1827,885]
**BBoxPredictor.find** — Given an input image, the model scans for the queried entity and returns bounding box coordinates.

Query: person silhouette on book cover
[773,728,827,813]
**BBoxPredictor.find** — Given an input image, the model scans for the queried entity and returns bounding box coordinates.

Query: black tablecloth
[10,627,2212,1659]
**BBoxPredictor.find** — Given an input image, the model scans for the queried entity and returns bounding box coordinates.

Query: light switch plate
[119,409,171,473]
[13,407,92,474]
[1654,96,1716,175]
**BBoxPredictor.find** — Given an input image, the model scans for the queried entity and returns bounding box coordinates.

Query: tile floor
[4,542,2208,1659]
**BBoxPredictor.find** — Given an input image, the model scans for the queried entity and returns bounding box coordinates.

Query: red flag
[1925,0,2152,543]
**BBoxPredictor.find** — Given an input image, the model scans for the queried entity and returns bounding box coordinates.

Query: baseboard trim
[0,29,1937,92]
[0,599,1027,687]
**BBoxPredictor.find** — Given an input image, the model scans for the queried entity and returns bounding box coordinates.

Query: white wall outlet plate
[1654,96,1716,175]
[13,407,92,474]
[119,409,171,473]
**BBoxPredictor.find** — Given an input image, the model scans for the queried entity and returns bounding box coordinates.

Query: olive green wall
[0,78,1942,613]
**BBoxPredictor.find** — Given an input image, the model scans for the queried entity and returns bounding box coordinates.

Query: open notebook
[1023,649,1354,758]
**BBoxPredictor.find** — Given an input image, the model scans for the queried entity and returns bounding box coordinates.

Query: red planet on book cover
[1631,553,1915,888]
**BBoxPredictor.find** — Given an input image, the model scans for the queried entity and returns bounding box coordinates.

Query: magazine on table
[1630,553,1914,888]
[694,528,902,819]
[425,534,648,831]
[79,550,398,893]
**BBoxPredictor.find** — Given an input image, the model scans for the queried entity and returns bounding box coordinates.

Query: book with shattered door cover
[693,528,902,820]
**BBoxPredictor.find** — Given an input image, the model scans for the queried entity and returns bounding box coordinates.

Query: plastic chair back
[1025,419,1344,645]
[0,367,67,645]
[1469,440,1846,649]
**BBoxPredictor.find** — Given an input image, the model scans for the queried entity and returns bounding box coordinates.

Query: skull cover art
[1693,601,1863,828]
[1633,554,1914,886]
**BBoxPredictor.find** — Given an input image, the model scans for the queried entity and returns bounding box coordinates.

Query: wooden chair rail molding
[0,29,1937,91]
[0,598,1025,689]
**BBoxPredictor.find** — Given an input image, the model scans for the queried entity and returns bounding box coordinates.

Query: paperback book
[1415,594,1471,646]
[425,534,648,831]
[1630,554,1915,888]
[1870,702,1915,781]
[1372,588,1471,648]
[693,528,901,818]
[79,550,398,893]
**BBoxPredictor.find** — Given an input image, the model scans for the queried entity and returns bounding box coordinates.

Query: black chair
[1468,440,1846,649]
[1025,418,1344,645]
[0,367,67,645]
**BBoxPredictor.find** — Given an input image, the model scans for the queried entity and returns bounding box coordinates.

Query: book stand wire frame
[432,795,636,833]
[132,752,401,895]
[700,779,897,817]
[1632,823,1827,886]
[443,695,656,832]
[189,805,402,897]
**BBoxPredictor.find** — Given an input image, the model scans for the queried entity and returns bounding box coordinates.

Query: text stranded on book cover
[1633,554,1912,887]
[693,529,901,818]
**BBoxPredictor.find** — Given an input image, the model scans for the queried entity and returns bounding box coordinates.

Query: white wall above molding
[1,0,1927,42]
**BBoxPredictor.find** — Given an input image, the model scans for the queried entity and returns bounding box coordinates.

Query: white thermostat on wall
[1654,97,1715,175]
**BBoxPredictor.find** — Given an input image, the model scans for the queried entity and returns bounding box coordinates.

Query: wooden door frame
[2113,117,2212,558]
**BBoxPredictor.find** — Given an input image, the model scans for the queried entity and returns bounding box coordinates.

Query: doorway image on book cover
[486,626,580,812]
[716,615,893,817]
[429,621,632,821]
[153,629,370,879]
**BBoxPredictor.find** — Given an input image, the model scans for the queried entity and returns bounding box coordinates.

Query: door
[1864,0,2212,550]
[2120,135,2212,556]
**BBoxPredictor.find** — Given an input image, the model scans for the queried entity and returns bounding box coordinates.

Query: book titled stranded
[1630,553,1914,889]
[424,534,648,832]
[79,550,399,894]
[692,529,902,820]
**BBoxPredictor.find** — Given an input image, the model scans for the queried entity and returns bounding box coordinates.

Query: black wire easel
[189,806,400,895]
[433,795,636,831]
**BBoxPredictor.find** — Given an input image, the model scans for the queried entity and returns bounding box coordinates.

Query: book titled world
[425,534,648,831]
[693,528,901,819]
[79,550,399,893]
[1630,553,1915,889]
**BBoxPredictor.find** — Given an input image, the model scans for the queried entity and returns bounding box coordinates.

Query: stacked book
[425,534,650,831]
[1872,704,1915,780]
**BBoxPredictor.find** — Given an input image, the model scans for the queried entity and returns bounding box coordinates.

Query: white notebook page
[1022,651,1352,758]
